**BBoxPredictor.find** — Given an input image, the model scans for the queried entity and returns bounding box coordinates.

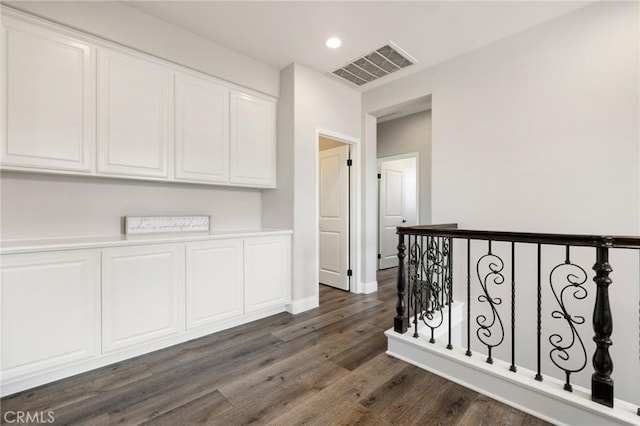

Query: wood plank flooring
[1,268,549,425]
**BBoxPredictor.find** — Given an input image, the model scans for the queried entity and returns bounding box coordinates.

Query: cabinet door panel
[175,73,229,183]
[244,236,290,313]
[229,93,276,187]
[1,19,94,172]
[186,240,243,329]
[1,250,99,378]
[102,244,183,352]
[97,49,171,178]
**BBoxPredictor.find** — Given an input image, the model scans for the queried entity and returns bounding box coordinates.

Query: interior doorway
[377,153,418,269]
[319,136,352,291]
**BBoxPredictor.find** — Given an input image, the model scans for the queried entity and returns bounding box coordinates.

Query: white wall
[363,1,639,403]
[264,63,361,304]
[3,1,279,97]
[377,110,432,224]
[262,66,295,232]
[365,1,639,234]
[0,172,262,240]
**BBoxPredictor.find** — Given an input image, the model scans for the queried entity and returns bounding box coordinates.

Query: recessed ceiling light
[325,37,342,49]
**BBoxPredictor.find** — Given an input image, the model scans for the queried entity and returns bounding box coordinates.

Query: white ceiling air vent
[332,43,416,87]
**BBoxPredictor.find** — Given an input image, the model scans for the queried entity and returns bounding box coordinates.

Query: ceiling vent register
[332,44,414,87]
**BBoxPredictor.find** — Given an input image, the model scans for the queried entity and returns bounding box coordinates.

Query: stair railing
[394,224,640,411]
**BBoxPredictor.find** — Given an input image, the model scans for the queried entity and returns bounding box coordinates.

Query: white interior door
[319,145,350,290]
[379,157,417,269]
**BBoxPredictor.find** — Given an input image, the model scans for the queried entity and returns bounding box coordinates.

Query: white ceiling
[123,1,591,91]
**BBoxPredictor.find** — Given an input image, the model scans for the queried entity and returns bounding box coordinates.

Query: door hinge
[377,173,381,179]
[377,253,381,260]
[347,269,353,277]
[347,159,352,167]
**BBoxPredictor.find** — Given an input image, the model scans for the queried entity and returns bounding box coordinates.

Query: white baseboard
[359,280,378,294]
[386,328,639,426]
[286,295,319,314]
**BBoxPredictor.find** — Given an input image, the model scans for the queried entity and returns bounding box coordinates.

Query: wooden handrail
[397,224,640,249]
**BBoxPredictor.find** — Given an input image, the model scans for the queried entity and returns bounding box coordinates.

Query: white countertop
[0,229,293,255]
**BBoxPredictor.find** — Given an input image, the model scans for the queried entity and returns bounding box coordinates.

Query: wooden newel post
[394,232,408,333]
[591,244,614,408]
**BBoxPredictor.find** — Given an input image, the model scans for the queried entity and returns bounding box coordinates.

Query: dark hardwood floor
[1,268,549,425]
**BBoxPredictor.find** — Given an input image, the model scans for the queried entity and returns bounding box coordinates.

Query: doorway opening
[318,135,353,292]
[377,153,419,269]
[372,95,431,272]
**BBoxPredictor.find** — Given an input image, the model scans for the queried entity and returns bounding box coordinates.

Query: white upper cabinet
[175,73,229,183]
[1,11,278,188]
[229,92,276,188]
[0,18,95,172]
[97,48,172,178]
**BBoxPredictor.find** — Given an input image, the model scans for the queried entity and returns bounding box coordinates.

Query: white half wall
[2,1,279,97]
[363,1,640,403]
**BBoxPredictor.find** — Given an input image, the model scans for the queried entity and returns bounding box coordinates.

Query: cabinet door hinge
[347,269,353,277]
[347,159,353,167]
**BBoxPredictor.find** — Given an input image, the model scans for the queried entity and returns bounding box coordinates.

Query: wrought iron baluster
[476,240,505,365]
[421,235,445,343]
[510,242,517,373]
[413,236,421,338]
[591,244,614,408]
[548,245,588,393]
[394,232,408,333]
[447,237,453,350]
[408,235,417,337]
[466,239,472,357]
[436,237,445,307]
[536,244,543,381]
[407,235,412,334]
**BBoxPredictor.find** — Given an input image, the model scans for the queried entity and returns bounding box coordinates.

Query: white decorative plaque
[125,216,210,235]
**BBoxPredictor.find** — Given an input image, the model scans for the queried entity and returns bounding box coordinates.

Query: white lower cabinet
[101,244,184,353]
[244,236,291,313]
[0,232,290,396]
[186,239,243,329]
[0,250,100,380]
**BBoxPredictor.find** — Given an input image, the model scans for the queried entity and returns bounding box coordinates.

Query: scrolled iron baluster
[419,236,445,343]
[548,246,588,392]
[409,235,422,338]
[442,237,451,306]
[476,241,505,364]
